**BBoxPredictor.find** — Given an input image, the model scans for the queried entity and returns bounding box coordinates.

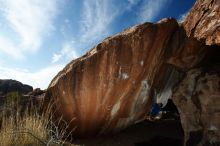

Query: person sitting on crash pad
[149,103,163,121]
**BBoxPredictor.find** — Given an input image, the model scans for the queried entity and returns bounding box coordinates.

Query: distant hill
[0,79,33,96]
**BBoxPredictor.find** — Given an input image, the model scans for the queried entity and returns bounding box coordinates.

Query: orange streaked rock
[45,18,207,137]
[183,0,220,46]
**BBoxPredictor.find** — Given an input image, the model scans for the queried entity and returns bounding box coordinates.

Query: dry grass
[0,93,76,146]
[0,109,48,145]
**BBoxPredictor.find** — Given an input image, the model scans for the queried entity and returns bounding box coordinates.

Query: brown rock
[46,19,177,137]
[173,67,220,146]
[45,1,220,143]
[28,88,45,97]
[183,0,220,46]
[172,0,220,145]
[45,18,207,138]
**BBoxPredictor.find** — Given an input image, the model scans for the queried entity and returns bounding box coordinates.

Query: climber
[149,103,163,121]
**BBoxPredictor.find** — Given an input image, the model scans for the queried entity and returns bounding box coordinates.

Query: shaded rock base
[72,119,184,146]
[135,136,182,146]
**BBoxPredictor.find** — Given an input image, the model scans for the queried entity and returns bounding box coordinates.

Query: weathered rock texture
[45,0,220,145]
[173,67,220,146]
[46,19,177,137]
[45,18,208,138]
[183,0,220,45]
[173,0,220,145]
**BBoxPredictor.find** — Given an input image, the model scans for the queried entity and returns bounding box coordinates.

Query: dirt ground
[72,118,184,146]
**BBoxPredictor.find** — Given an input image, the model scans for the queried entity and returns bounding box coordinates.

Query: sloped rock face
[183,0,220,45]
[45,18,208,138]
[46,0,220,143]
[46,19,178,137]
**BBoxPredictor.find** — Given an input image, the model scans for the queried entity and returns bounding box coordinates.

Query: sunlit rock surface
[45,18,206,138]
[46,19,177,137]
[183,0,220,46]
[45,1,220,144]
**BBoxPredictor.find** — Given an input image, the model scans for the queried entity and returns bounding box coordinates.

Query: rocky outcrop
[26,88,46,106]
[183,0,220,45]
[0,80,44,112]
[173,67,220,146]
[0,79,33,96]
[171,0,220,145]
[27,88,45,97]
[45,0,220,145]
[171,48,220,146]
[45,18,209,138]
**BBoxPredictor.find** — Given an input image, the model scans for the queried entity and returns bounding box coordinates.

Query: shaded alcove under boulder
[71,100,184,146]
[72,119,184,146]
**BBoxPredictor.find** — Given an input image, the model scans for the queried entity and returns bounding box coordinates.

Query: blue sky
[0,0,195,89]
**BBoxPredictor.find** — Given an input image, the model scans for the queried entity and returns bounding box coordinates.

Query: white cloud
[52,54,62,63]
[55,0,121,64]
[0,36,24,59]
[0,64,65,89]
[52,42,78,63]
[80,0,118,43]
[0,0,61,53]
[128,0,138,5]
[77,0,170,47]
[138,0,171,23]
[127,0,140,10]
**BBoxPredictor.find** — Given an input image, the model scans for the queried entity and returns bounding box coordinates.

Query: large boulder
[45,18,207,137]
[46,1,220,144]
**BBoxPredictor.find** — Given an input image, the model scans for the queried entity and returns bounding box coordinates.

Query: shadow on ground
[72,118,184,146]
